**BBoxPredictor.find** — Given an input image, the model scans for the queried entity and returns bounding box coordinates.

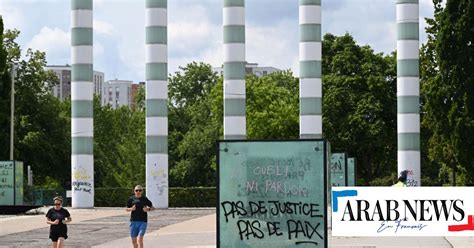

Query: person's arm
[126,205,136,212]
[143,198,155,212]
[46,217,59,225]
[126,199,136,212]
[62,210,72,224]
[62,216,72,224]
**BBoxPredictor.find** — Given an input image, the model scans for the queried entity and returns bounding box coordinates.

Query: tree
[421,0,474,185]
[167,62,220,186]
[93,96,146,188]
[246,71,299,139]
[321,33,398,184]
[2,28,70,187]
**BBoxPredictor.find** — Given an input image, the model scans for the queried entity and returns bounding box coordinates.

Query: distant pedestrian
[46,196,72,248]
[392,170,409,187]
[126,185,155,248]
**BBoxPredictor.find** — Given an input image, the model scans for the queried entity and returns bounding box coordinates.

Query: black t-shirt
[127,196,153,222]
[46,207,70,233]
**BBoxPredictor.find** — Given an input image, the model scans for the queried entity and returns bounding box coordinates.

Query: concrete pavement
[1,208,474,247]
[0,208,214,248]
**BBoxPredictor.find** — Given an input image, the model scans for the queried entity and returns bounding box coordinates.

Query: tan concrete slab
[0,207,128,236]
[94,213,217,248]
[444,236,474,248]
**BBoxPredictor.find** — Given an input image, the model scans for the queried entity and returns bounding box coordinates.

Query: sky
[0,0,435,83]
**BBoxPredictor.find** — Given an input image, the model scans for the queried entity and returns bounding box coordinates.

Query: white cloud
[26,26,70,65]
[0,2,24,30]
[4,0,436,83]
[94,20,116,36]
[247,20,299,74]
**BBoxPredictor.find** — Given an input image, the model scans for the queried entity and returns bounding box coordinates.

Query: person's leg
[131,237,138,248]
[137,236,144,248]
[130,222,139,248]
[137,222,148,248]
[57,237,65,248]
[51,234,59,248]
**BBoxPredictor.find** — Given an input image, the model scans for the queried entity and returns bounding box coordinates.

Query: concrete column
[223,0,246,139]
[71,0,94,208]
[299,0,322,139]
[146,0,169,207]
[397,0,420,186]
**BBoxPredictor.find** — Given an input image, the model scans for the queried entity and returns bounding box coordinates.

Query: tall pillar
[397,0,420,186]
[146,0,168,207]
[223,0,246,140]
[299,0,322,139]
[71,0,94,208]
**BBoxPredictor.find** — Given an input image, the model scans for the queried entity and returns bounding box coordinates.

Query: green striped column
[397,0,420,186]
[71,0,94,208]
[146,0,168,208]
[299,0,322,139]
[223,0,246,140]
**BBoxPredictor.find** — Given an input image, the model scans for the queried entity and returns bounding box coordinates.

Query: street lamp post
[10,64,17,161]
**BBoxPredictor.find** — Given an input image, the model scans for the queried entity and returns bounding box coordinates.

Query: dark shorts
[50,230,68,242]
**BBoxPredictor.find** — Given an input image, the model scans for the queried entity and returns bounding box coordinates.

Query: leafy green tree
[93,97,146,188]
[2,28,69,187]
[168,62,220,186]
[321,33,398,184]
[246,71,299,139]
[421,0,474,185]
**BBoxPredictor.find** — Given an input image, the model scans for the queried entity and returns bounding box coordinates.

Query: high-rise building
[213,62,280,77]
[46,65,104,101]
[101,79,133,109]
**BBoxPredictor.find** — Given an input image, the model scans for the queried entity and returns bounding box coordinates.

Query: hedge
[95,187,216,207]
[32,187,216,207]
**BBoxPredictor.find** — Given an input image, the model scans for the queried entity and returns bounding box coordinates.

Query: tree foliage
[1,26,70,187]
[322,33,397,184]
[421,0,474,185]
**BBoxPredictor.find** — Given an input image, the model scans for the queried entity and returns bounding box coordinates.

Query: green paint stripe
[300,61,322,78]
[71,0,92,10]
[72,100,93,118]
[224,98,246,116]
[396,0,418,4]
[300,0,321,5]
[397,59,419,77]
[224,26,245,44]
[300,24,321,42]
[146,26,167,44]
[224,134,246,140]
[398,133,420,150]
[300,97,322,115]
[224,0,244,7]
[71,28,93,46]
[146,99,168,117]
[397,96,419,113]
[71,64,93,81]
[146,0,167,8]
[224,62,245,80]
[300,134,323,139]
[397,23,419,40]
[72,137,93,155]
[146,136,168,154]
[146,63,167,81]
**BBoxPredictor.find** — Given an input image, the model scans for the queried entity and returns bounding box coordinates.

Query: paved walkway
[0,208,214,248]
[1,208,474,247]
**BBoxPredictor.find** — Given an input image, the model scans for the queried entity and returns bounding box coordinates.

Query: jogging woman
[46,196,72,248]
